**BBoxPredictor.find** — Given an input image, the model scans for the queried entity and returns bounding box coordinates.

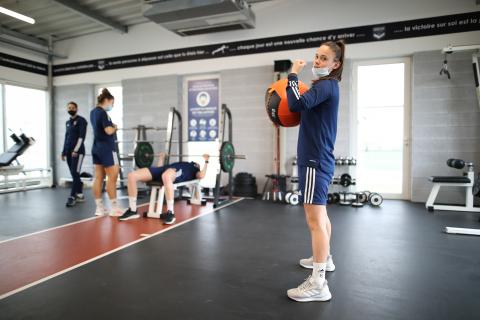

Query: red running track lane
[0,200,241,299]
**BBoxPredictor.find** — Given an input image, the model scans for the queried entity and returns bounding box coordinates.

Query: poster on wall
[187,78,219,142]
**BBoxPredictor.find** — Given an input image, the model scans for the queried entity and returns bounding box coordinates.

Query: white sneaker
[109,207,125,217]
[95,206,109,216]
[299,255,335,271]
[75,194,85,202]
[287,276,332,302]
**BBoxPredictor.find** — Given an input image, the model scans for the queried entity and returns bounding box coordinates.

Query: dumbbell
[338,192,352,206]
[285,191,300,205]
[333,174,356,187]
[332,192,340,204]
[368,193,383,206]
[289,191,300,205]
[285,191,292,204]
[327,193,334,205]
[358,192,369,204]
[328,192,341,204]
[351,192,365,208]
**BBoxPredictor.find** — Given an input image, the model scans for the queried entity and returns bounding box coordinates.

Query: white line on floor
[0,203,150,245]
[0,198,243,300]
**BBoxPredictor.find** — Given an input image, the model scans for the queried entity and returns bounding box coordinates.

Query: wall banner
[0,52,47,75]
[1,11,478,76]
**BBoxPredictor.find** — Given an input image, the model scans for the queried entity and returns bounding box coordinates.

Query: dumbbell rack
[329,156,357,206]
[284,157,300,205]
[328,156,384,207]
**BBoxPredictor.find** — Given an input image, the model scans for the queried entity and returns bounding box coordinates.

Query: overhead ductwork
[143,0,255,36]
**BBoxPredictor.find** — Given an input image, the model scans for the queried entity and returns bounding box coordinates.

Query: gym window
[1,83,49,175]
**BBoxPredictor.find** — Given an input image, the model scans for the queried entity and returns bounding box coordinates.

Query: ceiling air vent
[143,0,255,36]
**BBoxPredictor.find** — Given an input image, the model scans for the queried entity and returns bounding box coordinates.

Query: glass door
[352,58,411,199]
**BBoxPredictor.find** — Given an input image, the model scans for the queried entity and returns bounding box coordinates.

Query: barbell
[133,141,245,172]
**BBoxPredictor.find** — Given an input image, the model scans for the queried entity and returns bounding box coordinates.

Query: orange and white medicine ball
[265,79,309,127]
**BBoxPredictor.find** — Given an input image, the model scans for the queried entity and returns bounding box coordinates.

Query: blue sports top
[286,73,339,175]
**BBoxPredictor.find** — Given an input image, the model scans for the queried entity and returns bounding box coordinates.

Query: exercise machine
[0,131,52,193]
[426,158,480,236]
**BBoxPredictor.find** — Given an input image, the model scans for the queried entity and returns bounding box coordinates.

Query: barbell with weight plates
[133,141,245,173]
[116,126,168,131]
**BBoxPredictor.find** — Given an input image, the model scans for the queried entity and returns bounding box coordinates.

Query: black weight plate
[134,142,154,168]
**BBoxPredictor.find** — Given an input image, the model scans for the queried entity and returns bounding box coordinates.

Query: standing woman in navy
[285,41,345,302]
[90,88,122,216]
[61,101,87,207]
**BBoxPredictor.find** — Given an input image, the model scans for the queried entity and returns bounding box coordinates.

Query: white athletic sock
[95,199,104,207]
[110,198,118,209]
[167,199,174,213]
[129,197,137,211]
[312,262,327,284]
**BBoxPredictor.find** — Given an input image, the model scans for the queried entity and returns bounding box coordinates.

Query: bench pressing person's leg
[161,168,178,225]
[118,168,153,220]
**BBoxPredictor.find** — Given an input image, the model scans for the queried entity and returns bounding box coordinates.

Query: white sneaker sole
[95,212,107,216]
[164,218,176,225]
[299,261,336,272]
[119,214,140,221]
[288,292,332,302]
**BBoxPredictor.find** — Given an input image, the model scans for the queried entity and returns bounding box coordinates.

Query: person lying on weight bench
[118,153,209,224]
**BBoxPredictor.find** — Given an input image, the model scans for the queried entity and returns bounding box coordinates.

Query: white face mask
[312,66,330,78]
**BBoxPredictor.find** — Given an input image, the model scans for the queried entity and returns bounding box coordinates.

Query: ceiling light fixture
[0,6,35,24]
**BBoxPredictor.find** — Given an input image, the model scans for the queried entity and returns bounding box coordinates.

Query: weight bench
[146,179,203,218]
[426,159,480,213]
[426,159,480,237]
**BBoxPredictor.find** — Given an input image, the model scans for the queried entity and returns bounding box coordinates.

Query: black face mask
[68,110,77,116]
